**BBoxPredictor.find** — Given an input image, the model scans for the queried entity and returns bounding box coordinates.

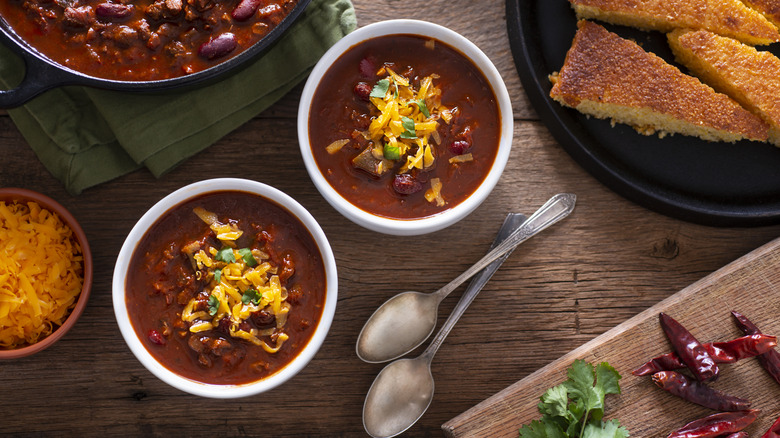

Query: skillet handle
[0,42,74,109]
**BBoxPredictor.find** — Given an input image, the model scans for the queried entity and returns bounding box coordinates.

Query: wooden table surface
[2,1,780,436]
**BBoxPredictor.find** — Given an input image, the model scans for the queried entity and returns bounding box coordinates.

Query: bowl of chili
[112,178,337,398]
[0,0,311,108]
[0,188,93,359]
[297,19,513,235]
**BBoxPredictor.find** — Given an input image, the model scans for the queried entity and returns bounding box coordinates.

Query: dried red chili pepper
[652,371,751,411]
[667,410,759,438]
[762,415,780,438]
[660,313,719,382]
[723,433,748,438]
[633,334,778,376]
[732,311,780,386]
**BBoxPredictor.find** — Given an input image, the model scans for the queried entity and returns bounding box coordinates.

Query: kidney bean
[354,82,372,101]
[393,174,423,195]
[359,56,376,78]
[252,309,275,326]
[450,140,471,155]
[148,329,166,345]
[95,2,134,19]
[198,32,237,60]
[232,0,262,21]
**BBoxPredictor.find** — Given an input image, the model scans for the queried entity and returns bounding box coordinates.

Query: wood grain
[443,237,780,437]
[1,0,780,436]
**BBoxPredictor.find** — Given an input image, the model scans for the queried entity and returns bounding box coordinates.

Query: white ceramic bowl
[112,178,338,398]
[297,19,513,236]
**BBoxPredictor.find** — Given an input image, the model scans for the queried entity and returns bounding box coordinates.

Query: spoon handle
[434,193,576,300]
[421,212,527,360]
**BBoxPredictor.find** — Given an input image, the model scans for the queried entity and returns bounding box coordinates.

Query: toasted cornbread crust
[741,0,780,29]
[570,0,780,45]
[549,21,769,143]
[668,28,780,146]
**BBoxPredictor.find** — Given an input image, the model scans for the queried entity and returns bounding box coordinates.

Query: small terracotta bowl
[0,188,93,359]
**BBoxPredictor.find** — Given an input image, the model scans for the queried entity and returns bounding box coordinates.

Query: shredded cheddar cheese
[0,201,83,348]
[183,208,291,354]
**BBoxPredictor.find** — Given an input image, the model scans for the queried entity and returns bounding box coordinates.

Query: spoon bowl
[363,357,434,438]
[356,291,440,363]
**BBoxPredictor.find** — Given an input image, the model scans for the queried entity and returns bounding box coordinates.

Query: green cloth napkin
[0,0,356,195]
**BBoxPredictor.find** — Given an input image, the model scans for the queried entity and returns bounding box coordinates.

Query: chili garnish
[762,415,780,438]
[651,371,751,411]
[731,311,780,386]
[659,313,719,382]
[633,334,777,376]
[667,410,759,438]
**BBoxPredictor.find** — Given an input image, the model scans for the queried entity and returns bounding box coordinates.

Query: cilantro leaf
[238,248,258,267]
[582,420,629,438]
[214,268,222,283]
[383,143,401,160]
[400,116,416,139]
[595,363,622,396]
[241,289,262,305]
[215,247,235,263]
[564,359,603,419]
[538,384,570,420]
[207,294,220,316]
[370,79,390,98]
[520,418,567,438]
[417,98,430,118]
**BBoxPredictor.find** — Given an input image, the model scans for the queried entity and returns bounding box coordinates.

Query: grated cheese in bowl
[0,189,91,357]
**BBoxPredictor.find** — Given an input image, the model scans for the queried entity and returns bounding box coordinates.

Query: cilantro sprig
[241,289,262,306]
[207,294,220,316]
[370,79,390,98]
[237,248,258,267]
[215,247,235,263]
[400,116,416,139]
[519,360,628,438]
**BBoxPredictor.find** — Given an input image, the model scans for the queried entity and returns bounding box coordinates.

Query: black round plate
[506,0,780,226]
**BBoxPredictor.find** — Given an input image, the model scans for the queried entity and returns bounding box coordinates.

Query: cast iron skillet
[506,0,780,227]
[0,0,311,109]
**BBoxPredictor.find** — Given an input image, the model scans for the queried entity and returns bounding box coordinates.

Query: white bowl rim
[112,178,338,398]
[297,19,513,236]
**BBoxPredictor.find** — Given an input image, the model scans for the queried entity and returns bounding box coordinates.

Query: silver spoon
[356,193,577,363]
[363,194,577,438]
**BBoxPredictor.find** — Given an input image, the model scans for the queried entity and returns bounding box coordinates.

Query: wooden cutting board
[443,237,780,437]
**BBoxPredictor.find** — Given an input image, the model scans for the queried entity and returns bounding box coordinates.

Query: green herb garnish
[214,268,222,283]
[383,143,401,160]
[518,360,628,438]
[241,289,262,306]
[238,248,258,267]
[207,294,220,316]
[215,248,235,263]
[417,98,430,118]
[370,79,390,98]
[400,116,416,139]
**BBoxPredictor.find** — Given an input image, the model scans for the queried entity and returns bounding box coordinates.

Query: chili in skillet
[0,0,299,81]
